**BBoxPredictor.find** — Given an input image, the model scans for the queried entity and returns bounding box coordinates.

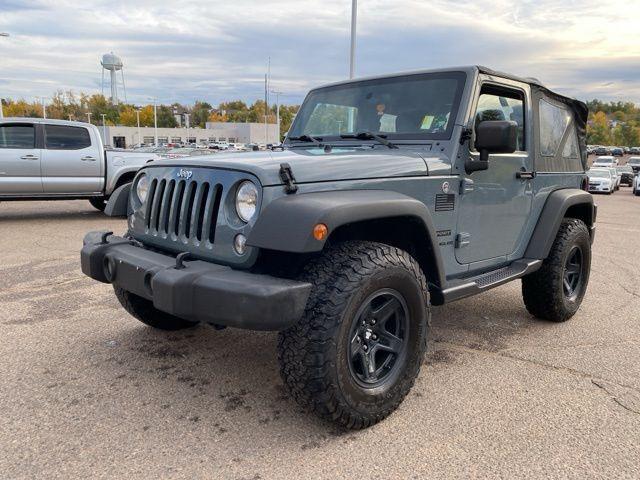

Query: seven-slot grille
[144,178,223,244]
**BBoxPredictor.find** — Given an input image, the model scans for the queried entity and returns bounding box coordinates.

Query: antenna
[100,52,124,104]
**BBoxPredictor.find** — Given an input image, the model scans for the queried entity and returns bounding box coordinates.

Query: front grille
[145,178,223,244]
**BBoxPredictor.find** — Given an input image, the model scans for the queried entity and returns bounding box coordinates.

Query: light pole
[350,0,357,79]
[184,113,190,145]
[101,113,107,146]
[0,33,8,119]
[270,90,282,141]
[37,96,47,119]
[150,98,158,147]
[136,108,141,147]
[87,112,92,124]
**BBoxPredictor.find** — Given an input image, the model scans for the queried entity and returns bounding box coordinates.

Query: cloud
[0,0,639,106]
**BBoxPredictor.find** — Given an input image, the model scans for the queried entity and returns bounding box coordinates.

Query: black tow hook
[175,252,192,270]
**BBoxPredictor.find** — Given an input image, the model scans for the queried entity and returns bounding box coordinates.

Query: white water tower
[101,52,127,105]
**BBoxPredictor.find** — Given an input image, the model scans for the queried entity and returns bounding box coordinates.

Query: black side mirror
[465,120,518,174]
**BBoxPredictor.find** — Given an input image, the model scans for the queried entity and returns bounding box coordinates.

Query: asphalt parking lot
[1,191,639,479]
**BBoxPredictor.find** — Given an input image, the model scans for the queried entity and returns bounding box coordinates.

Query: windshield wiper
[287,134,323,146]
[340,131,398,149]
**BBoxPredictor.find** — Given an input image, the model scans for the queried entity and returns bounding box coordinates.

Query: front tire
[89,197,107,211]
[522,219,591,322]
[278,241,429,429]
[114,286,198,330]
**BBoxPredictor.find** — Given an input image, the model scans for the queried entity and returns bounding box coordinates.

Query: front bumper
[588,184,612,193]
[81,231,311,331]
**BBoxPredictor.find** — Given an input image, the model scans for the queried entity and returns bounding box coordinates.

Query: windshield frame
[286,71,468,145]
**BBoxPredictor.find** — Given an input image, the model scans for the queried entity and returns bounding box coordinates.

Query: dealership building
[101,122,280,148]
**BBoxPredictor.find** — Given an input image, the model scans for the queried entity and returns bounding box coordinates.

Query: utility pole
[136,108,141,147]
[101,113,107,146]
[350,0,357,79]
[87,112,92,124]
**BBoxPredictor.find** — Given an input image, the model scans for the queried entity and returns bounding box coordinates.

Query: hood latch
[279,163,298,194]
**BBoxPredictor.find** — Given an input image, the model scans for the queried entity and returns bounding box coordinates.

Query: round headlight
[235,181,258,222]
[136,174,150,203]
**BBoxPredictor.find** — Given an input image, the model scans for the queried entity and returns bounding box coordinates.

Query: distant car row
[588,145,640,156]
[587,161,639,196]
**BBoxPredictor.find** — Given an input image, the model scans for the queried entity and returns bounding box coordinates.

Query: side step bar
[439,259,542,304]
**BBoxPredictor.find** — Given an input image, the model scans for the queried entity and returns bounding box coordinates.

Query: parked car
[627,156,640,174]
[633,172,640,196]
[592,155,618,167]
[587,168,615,194]
[616,165,635,186]
[0,118,159,211]
[594,146,610,156]
[81,65,595,429]
[611,147,624,157]
[629,147,640,155]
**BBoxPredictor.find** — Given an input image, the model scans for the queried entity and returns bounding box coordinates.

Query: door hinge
[459,178,474,194]
[455,232,471,248]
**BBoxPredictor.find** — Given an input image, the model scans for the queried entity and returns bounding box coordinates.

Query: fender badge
[441,181,451,194]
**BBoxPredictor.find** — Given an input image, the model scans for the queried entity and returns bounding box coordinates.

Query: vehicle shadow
[0,208,107,222]
[78,283,545,445]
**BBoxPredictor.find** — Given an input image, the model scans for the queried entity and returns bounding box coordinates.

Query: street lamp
[36,96,48,119]
[87,112,92,124]
[350,0,357,79]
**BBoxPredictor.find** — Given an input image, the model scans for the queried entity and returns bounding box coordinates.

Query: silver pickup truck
[0,118,159,211]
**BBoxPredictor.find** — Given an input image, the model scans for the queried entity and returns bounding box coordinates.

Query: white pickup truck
[0,118,159,211]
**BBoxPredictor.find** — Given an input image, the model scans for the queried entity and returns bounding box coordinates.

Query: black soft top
[477,65,588,125]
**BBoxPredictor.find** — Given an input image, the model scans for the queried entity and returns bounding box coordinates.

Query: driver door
[455,82,533,267]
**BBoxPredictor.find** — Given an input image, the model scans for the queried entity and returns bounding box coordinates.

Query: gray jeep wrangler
[81,66,595,429]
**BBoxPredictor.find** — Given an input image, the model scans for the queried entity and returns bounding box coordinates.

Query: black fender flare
[104,182,132,217]
[524,188,596,259]
[247,189,445,287]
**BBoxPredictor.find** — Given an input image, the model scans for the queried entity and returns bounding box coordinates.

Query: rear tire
[522,219,591,322]
[89,197,107,211]
[114,286,198,330]
[278,241,430,429]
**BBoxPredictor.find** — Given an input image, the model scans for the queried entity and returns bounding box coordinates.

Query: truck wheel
[522,219,591,322]
[114,286,198,330]
[278,241,429,429]
[89,198,107,211]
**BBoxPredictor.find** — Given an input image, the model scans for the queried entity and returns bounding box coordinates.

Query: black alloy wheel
[563,246,583,301]
[348,289,409,388]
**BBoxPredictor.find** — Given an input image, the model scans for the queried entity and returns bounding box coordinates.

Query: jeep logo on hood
[177,169,193,180]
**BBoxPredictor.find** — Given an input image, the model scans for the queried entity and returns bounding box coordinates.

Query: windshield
[595,157,614,163]
[588,169,610,179]
[617,166,632,172]
[288,72,466,142]
[628,157,640,164]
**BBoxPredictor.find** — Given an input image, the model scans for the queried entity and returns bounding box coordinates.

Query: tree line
[586,100,640,146]
[0,91,300,139]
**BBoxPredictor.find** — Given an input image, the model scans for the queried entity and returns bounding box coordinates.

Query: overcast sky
[1,0,639,106]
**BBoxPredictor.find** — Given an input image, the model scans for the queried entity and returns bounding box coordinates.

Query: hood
[151,147,429,185]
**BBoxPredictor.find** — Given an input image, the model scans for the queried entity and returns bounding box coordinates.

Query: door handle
[516,171,536,180]
[81,156,97,161]
[20,154,39,160]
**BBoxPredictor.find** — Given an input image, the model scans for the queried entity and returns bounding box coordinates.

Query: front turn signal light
[313,223,328,241]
